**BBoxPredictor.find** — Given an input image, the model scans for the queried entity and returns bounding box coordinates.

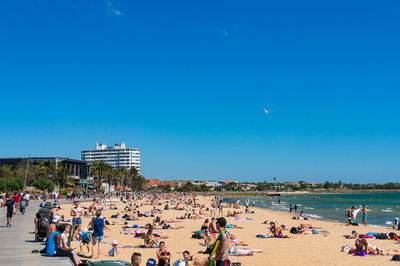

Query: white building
[81,142,140,172]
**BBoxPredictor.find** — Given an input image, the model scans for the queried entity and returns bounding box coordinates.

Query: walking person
[90,210,110,259]
[12,192,20,215]
[19,194,27,215]
[4,194,15,227]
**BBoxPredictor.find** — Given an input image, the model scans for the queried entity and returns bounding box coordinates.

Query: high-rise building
[81,142,140,172]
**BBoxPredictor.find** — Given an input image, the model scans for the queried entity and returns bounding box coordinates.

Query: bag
[341,245,351,252]
[392,255,400,261]
[290,227,299,234]
[376,233,388,240]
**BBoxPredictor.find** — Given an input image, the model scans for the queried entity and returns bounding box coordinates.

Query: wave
[382,209,393,212]
[305,213,322,219]
[385,221,393,225]
[304,207,315,210]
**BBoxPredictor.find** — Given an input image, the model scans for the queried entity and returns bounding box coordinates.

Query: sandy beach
[57,195,400,266]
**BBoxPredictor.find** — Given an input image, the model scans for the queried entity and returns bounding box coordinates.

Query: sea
[222,192,400,227]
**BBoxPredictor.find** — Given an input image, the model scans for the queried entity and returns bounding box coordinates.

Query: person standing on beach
[71,201,83,230]
[289,204,293,213]
[346,206,354,225]
[362,205,368,226]
[210,217,231,266]
[90,210,110,259]
[294,204,298,213]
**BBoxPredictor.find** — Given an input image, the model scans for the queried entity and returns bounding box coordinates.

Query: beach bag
[341,245,351,252]
[173,259,186,266]
[392,255,400,261]
[290,227,299,234]
[376,233,388,240]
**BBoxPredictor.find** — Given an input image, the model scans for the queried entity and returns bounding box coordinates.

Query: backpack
[290,227,299,234]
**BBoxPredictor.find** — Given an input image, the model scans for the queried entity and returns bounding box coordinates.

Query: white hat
[111,240,118,245]
[52,215,60,223]
[395,217,399,220]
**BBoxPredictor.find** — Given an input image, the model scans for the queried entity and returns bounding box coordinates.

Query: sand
[57,195,400,266]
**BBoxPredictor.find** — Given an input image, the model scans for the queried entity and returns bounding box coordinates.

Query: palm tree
[128,167,139,190]
[91,161,108,191]
[133,175,147,191]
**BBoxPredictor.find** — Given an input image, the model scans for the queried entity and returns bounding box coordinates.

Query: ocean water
[223,192,400,227]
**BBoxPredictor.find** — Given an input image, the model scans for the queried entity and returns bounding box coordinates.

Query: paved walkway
[0,200,72,266]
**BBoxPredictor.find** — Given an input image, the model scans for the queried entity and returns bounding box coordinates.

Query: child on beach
[107,240,119,256]
[80,231,93,256]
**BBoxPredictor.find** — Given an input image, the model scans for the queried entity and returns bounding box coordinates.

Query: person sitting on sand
[107,240,119,256]
[144,227,159,247]
[183,250,208,266]
[269,221,288,238]
[201,219,209,231]
[354,239,400,255]
[209,218,218,233]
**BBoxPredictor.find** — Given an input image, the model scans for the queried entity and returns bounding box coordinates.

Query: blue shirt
[92,218,104,237]
[46,231,60,256]
[107,247,117,256]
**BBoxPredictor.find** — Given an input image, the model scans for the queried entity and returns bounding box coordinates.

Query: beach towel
[256,235,273,238]
[354,252,367,256]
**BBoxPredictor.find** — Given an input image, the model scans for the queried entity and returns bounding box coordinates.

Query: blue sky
[1,0,399,183]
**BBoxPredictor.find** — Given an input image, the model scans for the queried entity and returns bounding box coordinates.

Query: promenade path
[0,200,72,266]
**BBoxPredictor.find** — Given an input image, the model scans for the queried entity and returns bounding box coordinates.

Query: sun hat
[111,240,118,245]
[395,218,399,220]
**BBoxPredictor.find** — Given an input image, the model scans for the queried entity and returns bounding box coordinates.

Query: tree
[56,166,68,188]
[0,165,15,179]
[32,178,55,192]
[133,175,147,191]
[0,177,23,192]
[91,161,108,191]
[128,167,139,190]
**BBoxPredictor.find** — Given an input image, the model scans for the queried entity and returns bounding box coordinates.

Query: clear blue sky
[1,0,399,183]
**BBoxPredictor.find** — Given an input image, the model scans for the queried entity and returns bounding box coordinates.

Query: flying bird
[263,108,271,115]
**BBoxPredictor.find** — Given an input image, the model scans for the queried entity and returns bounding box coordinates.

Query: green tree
[0,177,23,192]
[56,166,68,188]
[32,178,55,191]
[91,161,108,191]
[0,165,15,179]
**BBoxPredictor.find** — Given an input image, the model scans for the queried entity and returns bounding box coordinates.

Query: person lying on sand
[343,230,359,239]
[228,246,263,255]
[354,239,400,255]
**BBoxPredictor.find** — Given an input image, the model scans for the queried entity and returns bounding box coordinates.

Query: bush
[0,177,23,192]
[32,178,55,192]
